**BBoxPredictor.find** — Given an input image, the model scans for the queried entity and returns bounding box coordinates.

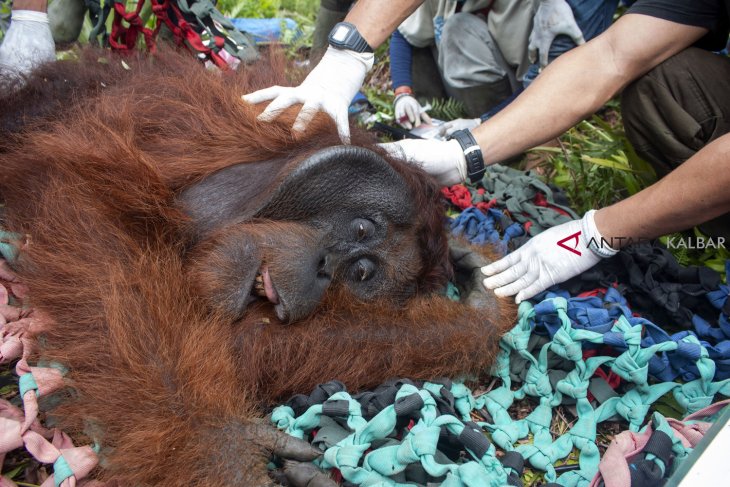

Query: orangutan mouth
[252,267,280,304]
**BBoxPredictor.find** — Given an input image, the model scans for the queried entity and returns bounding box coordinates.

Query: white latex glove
[528,0,585,68]
[482,210,617,303]
[241,46,374,143]
[379,138,466,187]
[437,118,481,137]
[394,93,432,129]
[0,10,56,78]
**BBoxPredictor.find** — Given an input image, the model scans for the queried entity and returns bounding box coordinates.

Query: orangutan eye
[352,258,375,282]
[352,218,374,242]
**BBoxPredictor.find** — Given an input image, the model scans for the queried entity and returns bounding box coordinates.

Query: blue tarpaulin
[228,18,299,44]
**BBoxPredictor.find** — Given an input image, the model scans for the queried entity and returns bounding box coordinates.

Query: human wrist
[447,129,485,183]
[11,10,49,22]
[394,86,413,102]
[582,209,618,258]
[13,1,47,13]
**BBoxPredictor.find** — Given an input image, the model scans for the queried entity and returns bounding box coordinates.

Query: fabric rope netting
[271,289,730,486]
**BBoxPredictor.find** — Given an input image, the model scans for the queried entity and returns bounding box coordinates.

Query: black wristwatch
[328,22,374,53]
[448,129,486,183]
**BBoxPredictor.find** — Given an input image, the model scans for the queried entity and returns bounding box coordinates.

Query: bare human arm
[343,0,424,48]
[473,13,708,165]
[596,133,730,246]
[12,0,47,12]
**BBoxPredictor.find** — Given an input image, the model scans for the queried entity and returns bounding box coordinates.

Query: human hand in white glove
[528,0,585,68]
[437,118,481,137]
[482,210,617,303]
[0,10,56,78]
[394,93,431,129]
[241,46,373,143]
[379,138,467,187]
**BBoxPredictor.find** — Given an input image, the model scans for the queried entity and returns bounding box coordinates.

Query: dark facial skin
[181,146,426,323]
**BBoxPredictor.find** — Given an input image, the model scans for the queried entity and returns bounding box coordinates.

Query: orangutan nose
[317,252,333,281]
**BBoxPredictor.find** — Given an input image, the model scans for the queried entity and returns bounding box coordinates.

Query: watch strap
[448,129,485,183]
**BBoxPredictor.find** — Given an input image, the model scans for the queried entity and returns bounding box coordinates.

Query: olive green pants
[622,47,730,238]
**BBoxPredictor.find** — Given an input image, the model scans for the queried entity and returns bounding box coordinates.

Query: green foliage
[216,0,318,20]
[427,97,467,121]
[217,0,280,18]
[659,228,730,278]
[279,0,319,20]
[0,0,11,42]
[531,101,656,215]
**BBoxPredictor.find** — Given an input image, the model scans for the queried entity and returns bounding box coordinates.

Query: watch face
[331,24,352,42]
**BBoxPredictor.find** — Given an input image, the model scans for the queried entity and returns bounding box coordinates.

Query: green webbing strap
[478,165,578,235]
[86,0,112,47]
[0,230,21,262]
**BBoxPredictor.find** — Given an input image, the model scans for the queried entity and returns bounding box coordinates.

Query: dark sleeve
[389,30,413,89]
[628,0,724,30]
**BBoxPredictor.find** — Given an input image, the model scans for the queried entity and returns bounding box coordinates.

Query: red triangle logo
[557,231,582,256]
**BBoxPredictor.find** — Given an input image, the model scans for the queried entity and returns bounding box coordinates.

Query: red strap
[441,185,472,210]
[475,198,497,212]
[110,0,156,52]
[532,192,571,217]
[577,288,608,298]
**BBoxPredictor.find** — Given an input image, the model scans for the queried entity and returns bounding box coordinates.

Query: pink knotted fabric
[590,399,730,487]
[0,259,100,486]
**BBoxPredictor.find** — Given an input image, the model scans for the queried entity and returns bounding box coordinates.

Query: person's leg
[411,45,448,101]
[488,0,537,85]
[622,47,730,238]
[438,12,513,118]
[48,0,86,44]
[310,0,355,63]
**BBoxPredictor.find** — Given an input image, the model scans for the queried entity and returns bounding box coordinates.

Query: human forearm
[596,133,730,246]
[344,0,424,48]
[13,0,47,12]
[472,14,708,165]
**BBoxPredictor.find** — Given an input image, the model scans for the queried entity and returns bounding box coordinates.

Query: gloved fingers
[527,36,538,65]
[421,111,432,125]
[481,250,521,277]
[538,38,553,68]
[493,263,539,298]
[257,91,302,122]
[395,103,412,129]
[331,107,351,144]
[437,121,453,137]
[404,101,418,126]
[292,101,319,133]
[567,25,586,46]
[515,279,549,304]
[283,460,337,487]
[242,85,286,105]
[378,141,407,160]
[483,259,528,290]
